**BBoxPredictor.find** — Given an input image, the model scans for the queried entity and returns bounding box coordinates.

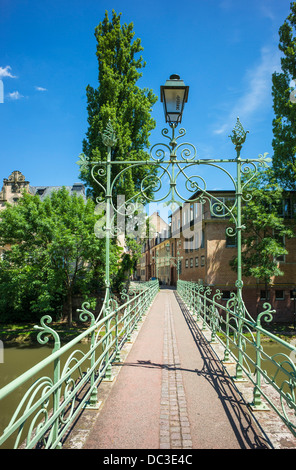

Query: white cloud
[35,86,47,92]
[259,3,276,22]
[0,66,17,79]
[213,46,282,135]
[7,91,24,100]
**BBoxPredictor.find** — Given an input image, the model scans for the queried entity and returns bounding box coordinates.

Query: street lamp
[78,75,272,384]
[160,74,189,126]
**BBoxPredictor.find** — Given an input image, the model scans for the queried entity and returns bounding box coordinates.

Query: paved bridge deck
[63,289,296,450]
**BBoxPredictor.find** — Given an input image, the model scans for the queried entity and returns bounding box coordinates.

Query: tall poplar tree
[271,1,296,190]
[81,10,158,201]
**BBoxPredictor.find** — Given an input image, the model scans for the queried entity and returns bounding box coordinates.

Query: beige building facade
[138,190,296,322]
[0,170,30,209]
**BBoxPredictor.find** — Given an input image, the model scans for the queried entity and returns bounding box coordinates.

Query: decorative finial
[102,120,117,147]
[229,117,249,151]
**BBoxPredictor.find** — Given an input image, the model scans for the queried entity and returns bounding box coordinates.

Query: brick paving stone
[159,295,193,450]
[67,289,276,451]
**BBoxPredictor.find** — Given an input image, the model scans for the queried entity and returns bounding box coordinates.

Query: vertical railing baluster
[234,303,245,382]
[104,306,113,381]
[223,309,231,363]
[52,334,61,448]
[127,301,132,342]
[85,310,99,408]
[115,305,121,363]
[250,311,270,410]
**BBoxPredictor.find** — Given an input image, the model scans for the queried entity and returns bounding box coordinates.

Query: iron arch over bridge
[77,115,272,325]
[5,78,295,451]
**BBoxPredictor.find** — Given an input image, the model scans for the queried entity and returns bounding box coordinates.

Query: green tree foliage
[272,1,296,189]
[0,189,120,325]
[230,169,294,291]
[112,237,142,291]
[81,10,158,201]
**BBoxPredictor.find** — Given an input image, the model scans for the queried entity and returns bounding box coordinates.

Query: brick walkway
[64,289,272,450]
[159,295,192,449]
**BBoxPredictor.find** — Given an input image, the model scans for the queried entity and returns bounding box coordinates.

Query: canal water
[230,338,296,387]
[0,338,295,448]
[0,342,94,449]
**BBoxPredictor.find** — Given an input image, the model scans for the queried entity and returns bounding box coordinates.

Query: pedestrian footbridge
[1,281,296,450]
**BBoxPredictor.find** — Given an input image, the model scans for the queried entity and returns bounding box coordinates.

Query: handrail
[177,279,296,437]
[0,279,159,449]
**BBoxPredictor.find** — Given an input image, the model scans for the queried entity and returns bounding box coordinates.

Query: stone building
[140,190,296,321]
[0,170,86,210]
[135,211,169,281]
[0,170,30,209]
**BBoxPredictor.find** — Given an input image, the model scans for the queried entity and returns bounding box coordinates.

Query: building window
[226,233,237,247]
[291,290,296,300]
[190,258,193,268]
[178,260,182,275]
[195,203,198,218]
[195,257,199,267]
[185,259,189,268]
[211,197,235,218]
[274,233,286,262]
[185,237,193,252]
[260,290,270,300]
[190,204,194,222]
[277,198,292,218]
[201,255,205,266]
[275,290,284,300]
[222,291,231,300]
[200,231,204,249]
[194,232,199,250]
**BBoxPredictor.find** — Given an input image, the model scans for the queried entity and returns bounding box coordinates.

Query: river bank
[1,320,296,347]
[0,321,91,347]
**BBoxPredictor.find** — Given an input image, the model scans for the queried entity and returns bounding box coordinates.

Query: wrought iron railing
[177,279,296,437]
[0,280,159,449]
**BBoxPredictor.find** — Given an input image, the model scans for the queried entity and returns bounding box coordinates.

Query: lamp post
[78,73,273,387]
[78,74,272,324]
[77,71,274,392]
[160,74,189,126]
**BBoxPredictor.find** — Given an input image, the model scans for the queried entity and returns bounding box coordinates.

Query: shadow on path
[115,291,271,449]
[174,291,271,449]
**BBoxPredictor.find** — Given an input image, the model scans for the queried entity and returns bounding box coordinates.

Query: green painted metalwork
[77,115,272,385]
[0,280,158,448]
[177,280,296,434]
[77,117,271,298]
[0,106,290,448]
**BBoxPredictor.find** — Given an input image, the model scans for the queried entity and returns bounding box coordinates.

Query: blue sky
[0,0,294,197]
